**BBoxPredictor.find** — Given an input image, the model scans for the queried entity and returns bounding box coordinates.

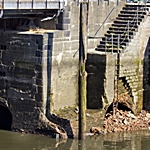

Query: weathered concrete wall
[50,0,126,111]
[48,31,79,111]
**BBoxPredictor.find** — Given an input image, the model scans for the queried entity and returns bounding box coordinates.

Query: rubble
[90,109,150,135]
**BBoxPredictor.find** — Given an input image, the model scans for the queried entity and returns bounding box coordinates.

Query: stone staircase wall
[87,4,150,113]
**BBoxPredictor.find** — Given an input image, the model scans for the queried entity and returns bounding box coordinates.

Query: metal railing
[0,0,65,10]
[88,2,118,39]
[93,5,117,37]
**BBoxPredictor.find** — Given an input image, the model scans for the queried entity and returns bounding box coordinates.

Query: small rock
[90,127,104,134]
[122,119,128,125]
[20,129,24,132]
[146,113,150,118]
[127,113,136,119]
[74,108,79,114]
[86,113,90,117]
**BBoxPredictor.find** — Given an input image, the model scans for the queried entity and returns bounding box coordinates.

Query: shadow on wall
[86,54,106,109]
[0,105,12,130]
[143,37,150,112]
[45,33,74,138]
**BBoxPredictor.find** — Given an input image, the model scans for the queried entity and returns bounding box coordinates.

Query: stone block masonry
[0,29,79,136]
[0,31,54,132]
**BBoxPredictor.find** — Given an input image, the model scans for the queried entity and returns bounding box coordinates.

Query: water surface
[0,130,150,150]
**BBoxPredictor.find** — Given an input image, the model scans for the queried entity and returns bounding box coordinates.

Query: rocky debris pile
[90,109,150,134]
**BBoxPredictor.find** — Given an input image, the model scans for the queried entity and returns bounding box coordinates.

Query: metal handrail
[88,1,118,38]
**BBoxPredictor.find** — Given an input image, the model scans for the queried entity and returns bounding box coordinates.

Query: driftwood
[39,112,68,139]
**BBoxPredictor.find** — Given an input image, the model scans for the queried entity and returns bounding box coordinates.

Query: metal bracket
[41,9,61,22]
[0,10,3,18]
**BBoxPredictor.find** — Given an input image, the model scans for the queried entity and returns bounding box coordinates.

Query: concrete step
[95,47,122,53]
[104,33,134,39]
[118,13,145,18]
[120,10,147,15]
[112,23,138,28]
[102,37,131,43]
[109,26,137,32]
[116,16,143,22]
[122,6,149,11]
[97,43,125,50]
[114,19,141,25]
[125,3,150,7]
[100,40,129,47]
[107,30,135,35]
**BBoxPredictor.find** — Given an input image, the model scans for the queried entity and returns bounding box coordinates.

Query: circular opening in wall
[0,105,12,131]
[105,102,134,115]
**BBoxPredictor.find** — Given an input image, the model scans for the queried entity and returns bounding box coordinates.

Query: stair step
[95,47,122,53]
[112,23,138,28]
[125,4,149,7]
[120,10,147,15]
[101,38,131,44]
[118,13,145,18]
[114,19,141,25]
[107,30,135,35]
[109,26,137,32]
[97,44,125,49]
[102,37,131,42]
[104,33,134,39]
[100,40,129,47]
[116,17,143,21]
[122,6,149,11]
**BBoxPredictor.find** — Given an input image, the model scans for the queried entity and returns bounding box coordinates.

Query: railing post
[128,20,129,41]
[111,34,113,53]
[17,0,19,9]
[76,0,79,6]
[45,0,47,9]
[118,34,120,53]
[32,0,34,9]
[137,7,138,26]
[2,0,4,9]
[105,37,107,54]
[116,0,119,5]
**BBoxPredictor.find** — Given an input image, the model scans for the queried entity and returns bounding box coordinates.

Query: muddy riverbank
[53,107,150,138]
